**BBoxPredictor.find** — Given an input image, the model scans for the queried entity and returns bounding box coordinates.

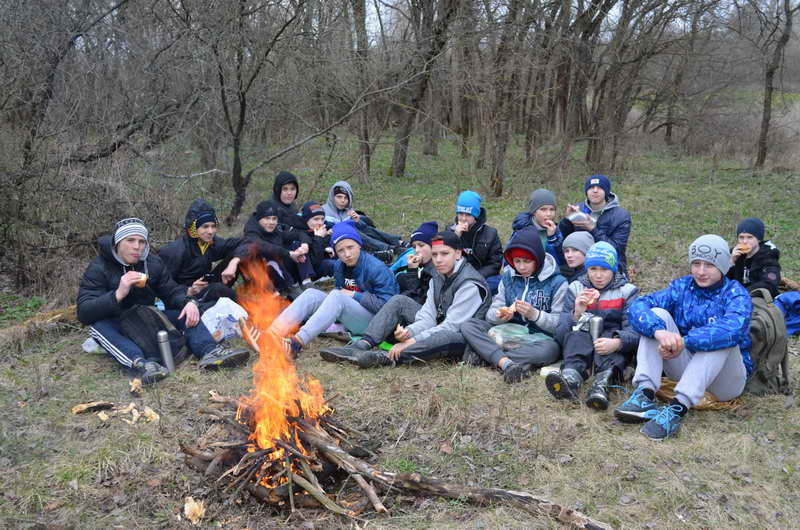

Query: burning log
[178,258,611,529]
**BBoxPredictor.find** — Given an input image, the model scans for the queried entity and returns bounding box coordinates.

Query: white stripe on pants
[632,307,747,407]
[90,325,136,367]
[270,288,374,346]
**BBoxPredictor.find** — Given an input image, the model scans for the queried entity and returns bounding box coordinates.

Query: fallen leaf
[142,406,160,423]
[184,497,206,525]
[129,378,143,395]
[97,411,110,421]
[44,500,64,511]
[146,478,161,488]
[439,441,454,454]
[71,401,114,414]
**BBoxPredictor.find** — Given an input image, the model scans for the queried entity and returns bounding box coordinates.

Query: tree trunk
[350,0,371,181]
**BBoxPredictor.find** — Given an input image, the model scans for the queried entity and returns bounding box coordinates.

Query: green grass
[0,293,46,325]
[2,137,800,528]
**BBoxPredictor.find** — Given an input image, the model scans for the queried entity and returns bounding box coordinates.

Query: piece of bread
[738,243,752,254]
[136,273,148,288]
[586,289,600,306]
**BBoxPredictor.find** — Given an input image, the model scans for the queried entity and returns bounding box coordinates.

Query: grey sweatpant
[460,318,561,368]
[271,288,374,346]
[362,295,421,346]
[632,308,747,408]
[364,294,467,363]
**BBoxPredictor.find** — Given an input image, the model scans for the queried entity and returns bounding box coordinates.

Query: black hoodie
[235,207,305,264]
[159,199,241,286]
[446,207,504,278]
[727,240,781,297]
[77,236,190,325]
[271,171,306,230]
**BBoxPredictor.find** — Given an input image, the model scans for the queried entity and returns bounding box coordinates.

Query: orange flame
[236,258,329,453]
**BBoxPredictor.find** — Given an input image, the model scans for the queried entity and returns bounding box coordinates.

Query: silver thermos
[157,330,176,373]
[589,316,604,341]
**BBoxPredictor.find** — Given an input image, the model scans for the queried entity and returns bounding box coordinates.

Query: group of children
[77,172,783,441]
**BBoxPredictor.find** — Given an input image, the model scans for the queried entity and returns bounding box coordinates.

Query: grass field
[2,137,800,529]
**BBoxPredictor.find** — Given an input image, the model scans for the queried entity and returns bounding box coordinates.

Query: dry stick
[179,441,216,461]
[231,458,262,497]
[274,439,309,461]
[352,474,388,514]
[322,416,369,439]
[286,457,295,513]
[205,450,232,478]
[297,426,611,530]
[323,392,341,406]
[200,407,250,436]
[290,472,354,517]
[300,460,325,493]
[206,440,249,449]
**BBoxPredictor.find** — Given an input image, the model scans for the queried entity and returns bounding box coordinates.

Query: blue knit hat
[736,217,765,241]
[455,190,481,218]
[584,241,618,272]
[584,174,612,199]
[331,220,363,247]
[410,221,438,246]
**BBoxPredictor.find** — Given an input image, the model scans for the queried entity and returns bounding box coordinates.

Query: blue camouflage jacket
[628,275,753,375]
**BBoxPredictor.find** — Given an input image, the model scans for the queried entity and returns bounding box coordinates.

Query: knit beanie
[562,231,595,256]
[433,231,463,250]
[114,218,149,246]
[410,221,438,246]
[301,201,325,222]
[736,218,765,241]
[455,190,482,218]
[527,188,557,213]
[584,174,612,199]
[331,220,363,247]
[584,241,618,272]
[255,200,279,220]
[688,234,731,275]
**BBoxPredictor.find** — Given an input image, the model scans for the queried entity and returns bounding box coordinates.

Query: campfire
[179,259,611,529]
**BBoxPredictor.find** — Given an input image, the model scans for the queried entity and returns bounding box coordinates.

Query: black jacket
[396,260,436,304]
[159,200,241,286]
[271,171,306,231]
[235,212,304,264]
[447,207,503,278]
[727,240,781,297]
[77,236,190,325]
[300,227,331,270]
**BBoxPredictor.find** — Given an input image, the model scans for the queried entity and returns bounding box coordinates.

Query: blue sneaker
[640,404,685,440]
[614,387,658,423]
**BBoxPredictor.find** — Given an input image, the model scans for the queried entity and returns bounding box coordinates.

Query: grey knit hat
[527,188,556,213]
[688,234,731,275]
[562,231,595,256]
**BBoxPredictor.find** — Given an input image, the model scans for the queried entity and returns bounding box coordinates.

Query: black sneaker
[461,347,483,367]
[545,368,583,401]
[319,346,362,364]
[585,369,614,411]
[502,362,530,384]
[356,350,393,368]
[198,345,250,370]
[133,358,169,385]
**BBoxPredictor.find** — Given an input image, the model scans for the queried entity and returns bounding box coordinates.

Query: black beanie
[736,218,765,241]
[255,200,279,220]
[302,201,325,222]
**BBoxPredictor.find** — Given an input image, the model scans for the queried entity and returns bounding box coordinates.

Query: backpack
[119,305,189,366]
[745,288,791,395]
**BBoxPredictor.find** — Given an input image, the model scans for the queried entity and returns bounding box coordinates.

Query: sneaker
[640,404,685,440]
[281,336,304,359]
[356,349,393,368]
[585,369,614,411]
[545,368,583,400]
[198,345,250,370]
[319,345,363,364]
[461,347,483,367]
[133,358,169,385]
[614,387,659,423]
[503,362,530,384]
[319,323,351,342]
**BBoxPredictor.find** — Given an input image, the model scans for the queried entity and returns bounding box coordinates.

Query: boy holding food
[727,217,781,297]
[460,226,568,383]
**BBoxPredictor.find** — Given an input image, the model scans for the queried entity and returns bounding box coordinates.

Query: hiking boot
[614,387,659,423]
[640,404,685,440]
[281,336,304,359]
[502,361,530,384]
[198,345,250,370]
[545,368,583,401]
[585,369,614,411]
[356,349,393,368]
[133,358,169,385]
[319,345,364,364]
[461,346,483,367]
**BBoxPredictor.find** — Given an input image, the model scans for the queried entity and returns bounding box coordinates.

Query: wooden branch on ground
[781,277,800,291]
[352,474,387,513]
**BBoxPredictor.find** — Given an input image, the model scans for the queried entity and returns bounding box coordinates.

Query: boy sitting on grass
[460,226,567,383]
[268,220,398,356]
[728,217,781,297]
[546,242,639,410]
[615,235,752,440]
[448,190,504,293]
[560,231,594,282]
[511,188,564,264]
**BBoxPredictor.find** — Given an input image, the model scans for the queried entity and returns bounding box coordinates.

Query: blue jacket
[333,251,399,314]
[510,212,564,265]
[558,193,631,275]
[628,276,753,375]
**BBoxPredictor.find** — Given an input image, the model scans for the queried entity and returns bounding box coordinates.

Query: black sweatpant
[561,329,629,380]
